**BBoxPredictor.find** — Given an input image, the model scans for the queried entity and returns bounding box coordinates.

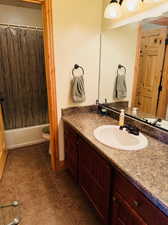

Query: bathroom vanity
[62,13,168,225]
[63,109,168,225]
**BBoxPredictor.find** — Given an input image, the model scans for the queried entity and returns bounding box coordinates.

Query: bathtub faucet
[6,217,20,225]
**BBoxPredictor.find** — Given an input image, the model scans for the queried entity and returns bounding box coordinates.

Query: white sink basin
[94,125,148,151]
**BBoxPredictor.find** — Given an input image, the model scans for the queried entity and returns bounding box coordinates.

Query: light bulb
[124,0,141,11]
[104,1,121,19]
[144,0,160,3]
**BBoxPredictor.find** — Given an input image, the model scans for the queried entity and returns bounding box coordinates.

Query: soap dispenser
[119,109,125,127]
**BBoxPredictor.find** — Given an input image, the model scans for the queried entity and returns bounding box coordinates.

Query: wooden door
[0,105,7,179]
[111,192,147,225]
[135,28,167,115]
[157,44,168,118]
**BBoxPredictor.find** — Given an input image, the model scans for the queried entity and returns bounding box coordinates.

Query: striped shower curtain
[0,26,49,129]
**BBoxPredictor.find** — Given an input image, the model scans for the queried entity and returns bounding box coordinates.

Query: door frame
[23,0,59,170]
[131,24,141,107]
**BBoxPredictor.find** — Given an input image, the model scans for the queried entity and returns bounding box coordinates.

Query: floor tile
[0,143,102,225]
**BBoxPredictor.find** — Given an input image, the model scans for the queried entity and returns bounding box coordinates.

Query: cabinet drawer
[111,192,147,225]
[114,172,168,225]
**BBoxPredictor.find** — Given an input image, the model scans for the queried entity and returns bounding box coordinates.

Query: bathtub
[5,124,49,149]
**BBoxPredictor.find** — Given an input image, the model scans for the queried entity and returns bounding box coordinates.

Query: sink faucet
[120,124,140,136]
[6,217,20,225]
[151,118,162,126]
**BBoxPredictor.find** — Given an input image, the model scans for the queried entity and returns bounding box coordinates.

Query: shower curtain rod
[0,23,43,30]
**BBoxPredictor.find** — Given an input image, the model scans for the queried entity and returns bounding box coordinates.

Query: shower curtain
[0,26,49,129]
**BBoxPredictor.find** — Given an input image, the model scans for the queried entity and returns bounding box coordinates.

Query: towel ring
[72,64,84,78]
[117,64,126,76]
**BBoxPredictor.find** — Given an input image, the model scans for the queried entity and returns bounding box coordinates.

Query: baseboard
[57,160,67,171]
[7,140,49,150]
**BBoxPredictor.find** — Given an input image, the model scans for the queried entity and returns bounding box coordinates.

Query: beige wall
[52,0,103,160]
[0,4,42,27]
[100,24,139,105]
[100,0,168,104]
[52,0,166,161]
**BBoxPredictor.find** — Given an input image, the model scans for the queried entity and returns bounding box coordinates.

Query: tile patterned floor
[0,143,102,225]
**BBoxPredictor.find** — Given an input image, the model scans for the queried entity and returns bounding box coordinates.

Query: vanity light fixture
[144,0,160,3]
[104,0,161,19]
[124,0,141,11]
[104,0,122,19]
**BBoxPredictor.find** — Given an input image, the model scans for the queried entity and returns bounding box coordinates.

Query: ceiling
[0,0,41,9]
[151,17,168,26]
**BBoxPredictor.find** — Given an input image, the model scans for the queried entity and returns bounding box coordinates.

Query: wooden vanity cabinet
[78,137,111,225]
[111,192,147,225]
[64,121,168,225]
[111,172,168,225]
[64,123,79,182]
[64,122,111,224]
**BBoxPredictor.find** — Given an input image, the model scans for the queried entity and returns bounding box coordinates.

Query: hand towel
[72,75,85,103]
[114,74,127,99]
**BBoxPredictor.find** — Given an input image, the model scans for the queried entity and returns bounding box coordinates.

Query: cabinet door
[64,123,78,182]
[79,138,111,225]
[111,192,147,225]
[0,106,7,179]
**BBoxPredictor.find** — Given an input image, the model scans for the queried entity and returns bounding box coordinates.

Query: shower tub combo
[5,124,49,150]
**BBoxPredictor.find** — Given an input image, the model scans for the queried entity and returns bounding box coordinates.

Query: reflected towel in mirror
[114,73,127,100]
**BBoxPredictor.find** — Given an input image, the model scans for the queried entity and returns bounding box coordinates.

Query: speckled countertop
[62,110,168,216]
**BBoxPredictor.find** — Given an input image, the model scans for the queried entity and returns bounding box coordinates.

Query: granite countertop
[62,110,168,216]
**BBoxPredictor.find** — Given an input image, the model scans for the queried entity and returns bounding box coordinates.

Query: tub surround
[5,124,49,150]
[62,106,168,217]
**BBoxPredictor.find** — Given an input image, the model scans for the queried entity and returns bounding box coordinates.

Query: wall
[52,0,168,161]
[100,0,168,104]
[142,23,165,30]
[52,0,103,160]
[99,24,139,104]
[0,4,42,27]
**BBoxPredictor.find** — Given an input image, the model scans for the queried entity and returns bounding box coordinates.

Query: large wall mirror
[99,12,168,131]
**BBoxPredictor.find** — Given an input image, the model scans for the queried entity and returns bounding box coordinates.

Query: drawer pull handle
[133,201,139,207]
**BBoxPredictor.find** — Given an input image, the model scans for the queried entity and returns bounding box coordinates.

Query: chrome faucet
[0,201,19,209]
[6,217,20,225]
[151,118,162,126]
[120,124,140,136]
